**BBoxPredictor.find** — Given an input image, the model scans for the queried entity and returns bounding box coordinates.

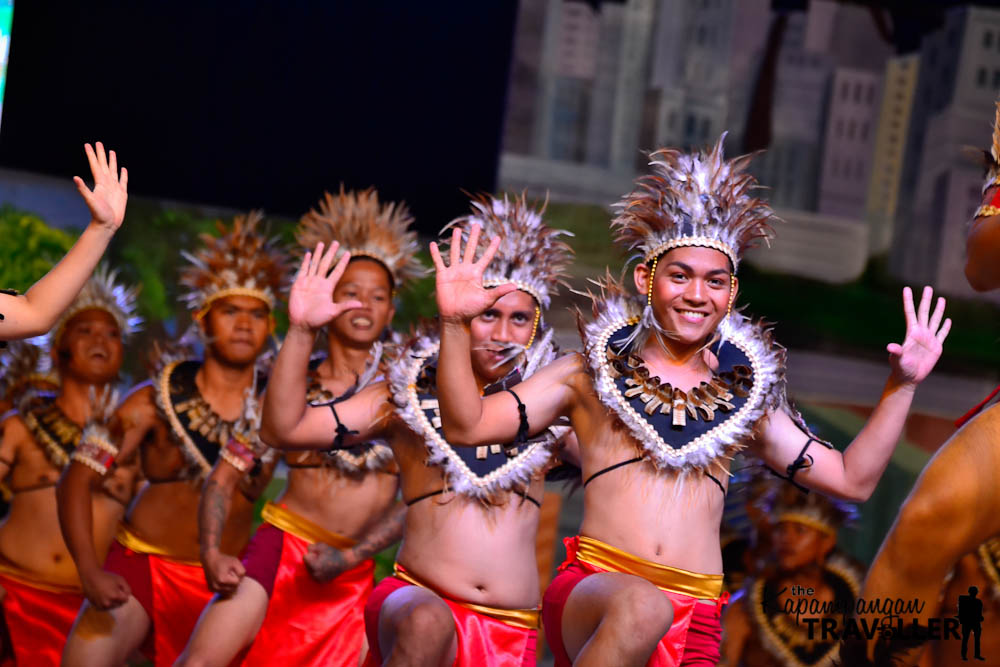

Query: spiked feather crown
[296,187,425,288]
[760,481,856,537]
[0,337,58,405]
[612,134,774,270]
[50,265,142,348]
[180,211,292,317]
[442,193,574,310]
[974,100,1000,220]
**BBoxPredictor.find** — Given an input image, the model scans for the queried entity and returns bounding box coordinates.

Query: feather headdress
[0,337,58,410]
[50,265,142,348]
[441,193,574,310]
[181,211,292,317]
[612,133,774,270]
[296,186,425,288]
[974,100,1000,220]
[758,481,857,537]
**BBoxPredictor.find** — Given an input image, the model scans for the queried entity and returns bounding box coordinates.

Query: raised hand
[288,242,363,331]
[73,142,128,233]
[887,286,952,387]
[429,224,516,322]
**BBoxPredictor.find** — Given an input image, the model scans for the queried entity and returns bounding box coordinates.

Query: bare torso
[122,383,270,562]
[0,414,140,587]
[568,360,729,574]
[389,422,544,609]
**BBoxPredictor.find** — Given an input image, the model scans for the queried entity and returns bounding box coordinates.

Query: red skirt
[0,570,83,667]
[240,521,374,667]
[363,567,537,667]
[542,536,726,667]
[104,537,213,667]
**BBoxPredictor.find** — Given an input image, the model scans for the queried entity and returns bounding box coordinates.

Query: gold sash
[576,535,723,600]
[0,556,81,595]
[261,502,356,550]
[115,524,200,566]
[392,563,540,630]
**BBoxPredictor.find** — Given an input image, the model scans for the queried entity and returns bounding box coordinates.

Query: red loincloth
[542,536,728,667]
[103,525,213,667]
[239,502,374,666]
[0,566,83,667]
[363,563,537,667]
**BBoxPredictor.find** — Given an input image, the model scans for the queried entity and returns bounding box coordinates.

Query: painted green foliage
[0,207,76,291]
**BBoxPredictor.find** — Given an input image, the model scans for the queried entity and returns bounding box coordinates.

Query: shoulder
[2,413,30,443]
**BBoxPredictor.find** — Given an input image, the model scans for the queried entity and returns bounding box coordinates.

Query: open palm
[289,242,362,330]
[430,224,515,322]
[73,142,128,231]
[887,286,952,386]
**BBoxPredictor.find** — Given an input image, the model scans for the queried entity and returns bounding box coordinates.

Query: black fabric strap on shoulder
[768,437,820,492]
[405,488,445,506]
[328,402,359,451]
[507,389,530,445]
[584,456,644,487]
[705,471,726,495]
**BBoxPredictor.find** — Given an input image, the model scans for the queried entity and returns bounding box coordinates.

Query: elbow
[838,482,873,504]
[440,422,476,447]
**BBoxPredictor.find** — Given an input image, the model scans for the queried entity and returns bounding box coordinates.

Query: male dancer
[0,269,141,666]
[722,483,862,667]
[261,194,574,666]
[840,103,1000,666]
[59,213,291,667]
[431,136,951,665]
[178,188,422,667]
[1,143,128,343]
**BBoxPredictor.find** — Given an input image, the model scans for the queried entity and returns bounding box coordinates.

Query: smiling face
[634,245,736,348]
[328,258,395,348]
[55,309,124,384]
[201,295,271,366]
[469,289,538,384]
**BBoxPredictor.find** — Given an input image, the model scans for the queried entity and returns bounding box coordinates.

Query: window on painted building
[835,118,844,137]
[668,111,677,130]
[985,31,994,49]
[832,157,840,177]
[867,84,875,104]
[861,122,869,141]
[685,114,696,138]
[700,118,710,141]
[848,120,856,139]
[994,69,1000,89]
[978,67,988,87]
[853,82,862,102]
[841,81,849,100]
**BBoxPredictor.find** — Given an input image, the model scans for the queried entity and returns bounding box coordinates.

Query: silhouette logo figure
[958,585,986,661]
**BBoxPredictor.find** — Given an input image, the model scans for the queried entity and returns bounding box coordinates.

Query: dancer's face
[772,520,835,572]
[634,246,735,347]
[202,295,271,366]
[469,290,537,384]
[56,309,124,384]
[329,258,395,348]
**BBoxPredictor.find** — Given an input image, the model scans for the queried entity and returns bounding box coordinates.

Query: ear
[386,303,397,326]
[634,262,651,297]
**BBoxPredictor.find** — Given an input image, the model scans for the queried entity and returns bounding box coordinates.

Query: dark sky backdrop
[0,1,518,235]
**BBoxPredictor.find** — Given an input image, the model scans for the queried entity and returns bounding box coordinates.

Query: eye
[670,273,687,282]
[708,278,725,288]
[480,310,498,321]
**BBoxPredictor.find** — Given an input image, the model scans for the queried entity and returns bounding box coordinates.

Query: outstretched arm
[0,143,128,340]
[755,286,951,502]
[430,224,575,446]
[304,501,406,583]
[260,242,386,450]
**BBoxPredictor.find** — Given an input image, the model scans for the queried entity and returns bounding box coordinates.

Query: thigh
[560,571,669,662]
[178,577,269,666]
[62,596,151,667]
[377,585,457,664]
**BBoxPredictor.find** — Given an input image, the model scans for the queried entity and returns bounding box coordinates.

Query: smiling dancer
[177,188,423,667]
[260,192,574,666]
[429,135,951,665]
[0,268,141,666]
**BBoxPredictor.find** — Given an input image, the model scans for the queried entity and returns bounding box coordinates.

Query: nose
[491,318,512,343]
[685,279,707,304]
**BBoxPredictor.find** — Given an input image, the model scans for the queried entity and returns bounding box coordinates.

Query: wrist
[200,546,222,562]
[885,375,919,396]
[440,317,471,332]
[85,220,117,240]
[288,322,318,338]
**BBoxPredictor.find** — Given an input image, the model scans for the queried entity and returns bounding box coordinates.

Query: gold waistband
[261,501,356,550]
[0,556,82,595]
[392,563,539,630]
[115,524,200,567]
[576,535,723,600]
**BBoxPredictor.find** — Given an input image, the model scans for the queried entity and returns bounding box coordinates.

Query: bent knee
[604,578,673,638]
[393,598,455,641]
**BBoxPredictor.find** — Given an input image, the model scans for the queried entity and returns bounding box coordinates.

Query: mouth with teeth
[675,308,710,323]
[351,316,374,329]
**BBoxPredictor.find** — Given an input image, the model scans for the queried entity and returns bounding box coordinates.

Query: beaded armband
[71,423,119,476]
[220,433,261,476]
